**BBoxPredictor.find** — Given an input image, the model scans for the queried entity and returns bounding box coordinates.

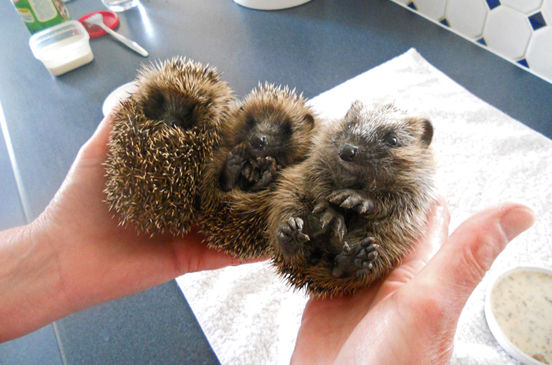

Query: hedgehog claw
[313,200,346,240]
[277,217,310,257]
[327,189,374,215]
[332,237,379,278]
[249,156,278,191]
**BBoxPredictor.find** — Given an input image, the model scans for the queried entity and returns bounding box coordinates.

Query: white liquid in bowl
[490,269,552,364]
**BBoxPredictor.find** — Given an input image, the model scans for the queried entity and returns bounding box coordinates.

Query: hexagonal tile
[413,0,447,20]
[501,0,543,14]
[483,6,533,59]
[542,0,552,23]
[447,0,489,39]
[526,27,552,81]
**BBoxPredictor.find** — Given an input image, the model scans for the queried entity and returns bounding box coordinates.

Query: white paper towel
[176,49,552,364]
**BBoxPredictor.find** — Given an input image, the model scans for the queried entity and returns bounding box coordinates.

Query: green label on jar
[11,0,71,34]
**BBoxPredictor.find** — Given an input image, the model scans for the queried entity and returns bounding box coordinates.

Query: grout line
[388,0,552,85]
[0,101,32,224]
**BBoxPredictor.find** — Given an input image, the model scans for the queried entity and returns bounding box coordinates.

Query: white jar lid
[485,266,552,365]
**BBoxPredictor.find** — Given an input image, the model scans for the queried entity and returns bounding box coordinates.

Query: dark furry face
[327,102,433,187]
[236,106,314,166]
[141,87,203,129]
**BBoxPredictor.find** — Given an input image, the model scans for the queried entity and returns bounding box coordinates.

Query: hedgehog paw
[328,189,374,215]
[221,143,248,191]
[250,157,278,191]
[242,161,261,183]
[332,238,379,278]
[276,217,310,257]
[312,200,346,240]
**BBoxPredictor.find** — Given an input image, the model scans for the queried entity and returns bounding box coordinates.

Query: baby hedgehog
[198,83,317,259]
[267,101,436,297]
[104,57,233,236]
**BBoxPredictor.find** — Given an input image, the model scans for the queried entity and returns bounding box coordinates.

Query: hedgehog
[104,57,234,236]
[267,101,437,297]
[198,83,317,259]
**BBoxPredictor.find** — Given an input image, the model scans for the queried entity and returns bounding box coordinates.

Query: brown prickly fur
[104,58,233,236]
[198,83,317,259]
[267,101,437,298]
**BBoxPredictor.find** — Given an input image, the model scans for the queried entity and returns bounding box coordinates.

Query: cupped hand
[34,115,260,313]
[291,196,535,364]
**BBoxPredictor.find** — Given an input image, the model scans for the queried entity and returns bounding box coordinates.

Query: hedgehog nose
[339,143,358,162]
[251,135,267,150]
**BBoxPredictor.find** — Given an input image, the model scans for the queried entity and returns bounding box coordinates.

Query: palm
[291,198,451,364]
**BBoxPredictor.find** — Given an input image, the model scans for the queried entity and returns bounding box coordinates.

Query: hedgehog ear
[303,113,315,130]
[420,118,433,147]
[345,100,363,120]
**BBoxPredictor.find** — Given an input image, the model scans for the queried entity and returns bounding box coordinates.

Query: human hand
[1,115,261,341]
[291,196,535,364]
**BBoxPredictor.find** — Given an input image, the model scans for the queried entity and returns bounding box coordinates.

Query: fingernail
[500,206,536,241]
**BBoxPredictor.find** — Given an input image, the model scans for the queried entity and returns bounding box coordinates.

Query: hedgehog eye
[246,117,257,128]
[281,121,293,136]
[385,133,398,147]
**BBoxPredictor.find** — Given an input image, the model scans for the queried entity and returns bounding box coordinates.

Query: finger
[368,196,449,304]
[170,226,268,274]
[405,202,535,318]
[78,115,113,162]
[404,195,450,268]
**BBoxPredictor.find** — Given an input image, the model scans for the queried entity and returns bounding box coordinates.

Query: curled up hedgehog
[198,83,318,259]
[104,57,233,236]
[267,101,437,297]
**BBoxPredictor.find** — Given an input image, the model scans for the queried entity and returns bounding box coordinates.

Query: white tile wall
[390,0,552,83]
[446,0,489,39]
[500,0,542,14]
[484,7,532,59]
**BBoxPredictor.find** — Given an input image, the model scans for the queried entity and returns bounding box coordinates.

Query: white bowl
[485,266,552,365]
[102,81,139,117]
[233,0,311,10]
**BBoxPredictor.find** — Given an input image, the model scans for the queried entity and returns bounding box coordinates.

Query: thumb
[77,114,113,163]
[405,202,536,319]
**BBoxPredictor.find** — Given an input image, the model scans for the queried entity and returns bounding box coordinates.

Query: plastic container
[29,20,93,76]
[485,266,552,365]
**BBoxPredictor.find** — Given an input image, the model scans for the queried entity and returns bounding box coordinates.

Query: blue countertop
[1,0,551,363]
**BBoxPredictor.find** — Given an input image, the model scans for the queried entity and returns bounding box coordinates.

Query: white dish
[233,0,311,10]
[485,266,552,365]
[102,81,139,117]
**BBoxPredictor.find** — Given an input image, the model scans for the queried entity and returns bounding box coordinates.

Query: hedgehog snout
[250,135,267,150]
[339,143,358,162]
